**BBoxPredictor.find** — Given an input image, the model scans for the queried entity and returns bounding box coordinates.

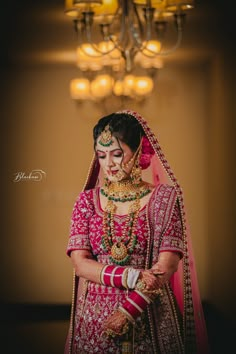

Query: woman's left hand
[102,309,129,337]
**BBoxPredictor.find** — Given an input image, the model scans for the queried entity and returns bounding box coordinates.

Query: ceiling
[1,1,235,68]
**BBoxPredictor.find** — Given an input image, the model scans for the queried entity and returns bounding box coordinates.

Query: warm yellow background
[1,1,235,353]
[2,57,235,317]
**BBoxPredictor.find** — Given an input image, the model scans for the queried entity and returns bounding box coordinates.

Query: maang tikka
[99,125,113,147]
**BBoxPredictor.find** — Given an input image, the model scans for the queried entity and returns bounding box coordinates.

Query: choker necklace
[101,179,151,203]
[101,179,151,265]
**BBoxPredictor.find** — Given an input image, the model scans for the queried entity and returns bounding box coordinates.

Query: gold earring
[130,149,142,185]
[123,154,135,170]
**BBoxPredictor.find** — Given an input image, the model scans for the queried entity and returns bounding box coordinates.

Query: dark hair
[93,113,144,152]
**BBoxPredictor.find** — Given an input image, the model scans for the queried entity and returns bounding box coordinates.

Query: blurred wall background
[1,1,235,353]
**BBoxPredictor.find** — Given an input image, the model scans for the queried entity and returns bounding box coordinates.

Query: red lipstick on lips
[107,170,118,175]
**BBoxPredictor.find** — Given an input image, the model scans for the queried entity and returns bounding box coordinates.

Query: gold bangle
[122,268,129,289]
[99,265,108,285]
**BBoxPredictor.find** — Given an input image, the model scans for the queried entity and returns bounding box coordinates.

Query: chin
[107,170,126,183]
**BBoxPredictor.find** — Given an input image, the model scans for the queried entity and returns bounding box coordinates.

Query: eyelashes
[97,153,123,159]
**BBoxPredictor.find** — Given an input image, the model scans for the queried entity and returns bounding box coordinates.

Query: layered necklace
[101,179,151,265]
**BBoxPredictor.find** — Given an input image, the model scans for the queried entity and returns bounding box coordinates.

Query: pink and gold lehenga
[65,110,209,354]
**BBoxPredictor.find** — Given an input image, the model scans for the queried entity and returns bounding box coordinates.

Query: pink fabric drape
[117,110,209,353]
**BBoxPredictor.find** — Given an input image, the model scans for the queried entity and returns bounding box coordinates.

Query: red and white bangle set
[100,265,140,289]
[118,289,152,324]
[100,265,161,326]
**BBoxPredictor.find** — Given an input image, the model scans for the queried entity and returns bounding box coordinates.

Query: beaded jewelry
[101,197,141,265]
[101,146,151,264]
[101,179,151,202]
[98,125,113,147]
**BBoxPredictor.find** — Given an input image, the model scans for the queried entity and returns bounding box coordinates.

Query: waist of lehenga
[88,281,127,296]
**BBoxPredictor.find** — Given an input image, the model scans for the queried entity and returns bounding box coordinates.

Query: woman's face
[95,135,134,182]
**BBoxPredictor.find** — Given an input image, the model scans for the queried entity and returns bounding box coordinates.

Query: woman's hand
[102,309,129,337]
[150,252,181,281]
[139,270,164,290]
[135,270,165,300]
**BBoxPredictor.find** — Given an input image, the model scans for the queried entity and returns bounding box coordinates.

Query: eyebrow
[96,148,123,153]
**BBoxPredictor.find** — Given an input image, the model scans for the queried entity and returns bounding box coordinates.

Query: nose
[105,154,114,168]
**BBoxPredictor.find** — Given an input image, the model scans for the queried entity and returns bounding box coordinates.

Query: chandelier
[65,0,194,72]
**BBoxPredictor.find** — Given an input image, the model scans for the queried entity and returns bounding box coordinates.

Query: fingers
[151,270,165,275]
[102,311,129,337]
[141,272,159,290]
[139,269,165,292]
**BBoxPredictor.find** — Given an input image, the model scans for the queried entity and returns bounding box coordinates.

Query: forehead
[95,134,132,153]
[95,136,120,151]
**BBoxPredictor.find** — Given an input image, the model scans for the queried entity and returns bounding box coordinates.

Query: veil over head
[69,110,209,354]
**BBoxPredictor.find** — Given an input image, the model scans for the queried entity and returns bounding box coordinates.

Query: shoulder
[149,184,178,211]
[152,183,177,198]
[73,188,97,211]
[78,188,94,200]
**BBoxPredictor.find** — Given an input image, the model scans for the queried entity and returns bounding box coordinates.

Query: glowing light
[70,78,91,100]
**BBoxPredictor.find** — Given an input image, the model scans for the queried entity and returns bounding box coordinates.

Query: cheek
[98,159,106,169]
[113,157,123,165]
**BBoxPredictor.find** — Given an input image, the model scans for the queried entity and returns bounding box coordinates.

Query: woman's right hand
[137,270,163,292]
[102,309,129,337]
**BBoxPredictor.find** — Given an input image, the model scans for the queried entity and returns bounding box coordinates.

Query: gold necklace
[101,180,151,265]
[101,179,151,202]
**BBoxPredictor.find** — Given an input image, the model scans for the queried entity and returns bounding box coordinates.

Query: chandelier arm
[77,29,105,58]
[144,6,154,41]
[116,0,130,52]
[128,2,146,51]
[108,35,124,53]
[129,4,158,56]
[105,1,122,29]
[74,16,105,58]
[77,1,130,58]
[74,2,123,58]
[131,15,183,58]
[133,3,144,37]
[153,28,183,56]
[78,24,119,57]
